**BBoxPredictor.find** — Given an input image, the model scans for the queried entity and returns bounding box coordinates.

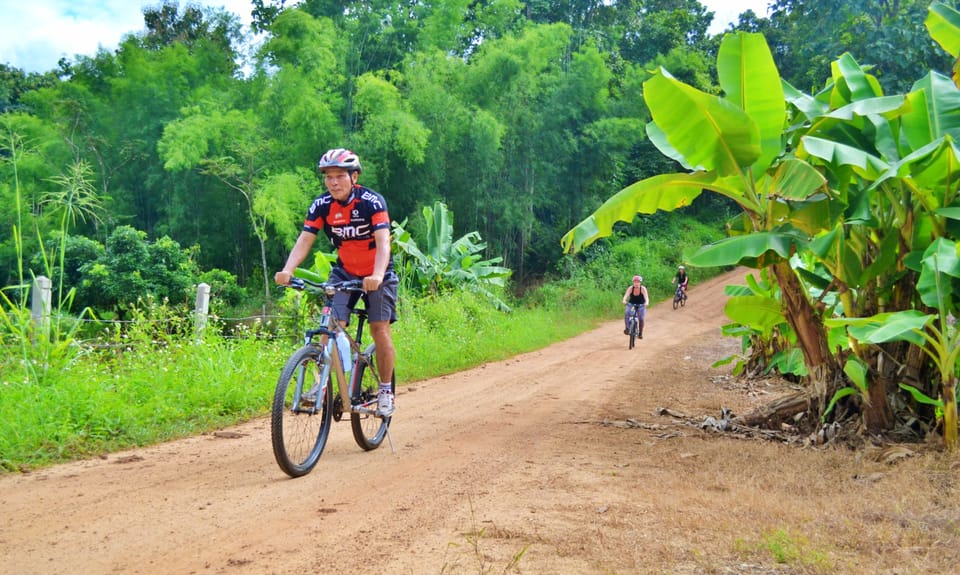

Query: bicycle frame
[272,277,393,476]
[292,280,382,417]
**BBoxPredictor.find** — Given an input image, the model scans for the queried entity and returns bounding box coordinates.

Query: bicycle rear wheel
[350,343,391,450]
[271,345,333,477]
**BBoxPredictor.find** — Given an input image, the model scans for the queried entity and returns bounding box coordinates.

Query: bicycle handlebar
[285,277,364,296]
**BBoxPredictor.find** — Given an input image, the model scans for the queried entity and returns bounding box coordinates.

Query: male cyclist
[274,148,398,417]
[621,275,648,338]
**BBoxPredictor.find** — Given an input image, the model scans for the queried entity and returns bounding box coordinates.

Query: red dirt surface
[2,269,958,575]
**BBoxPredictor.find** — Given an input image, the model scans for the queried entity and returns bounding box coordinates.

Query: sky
[0,0,772,74]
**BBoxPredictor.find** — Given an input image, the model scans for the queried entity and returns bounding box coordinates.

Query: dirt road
[2,269,957,575]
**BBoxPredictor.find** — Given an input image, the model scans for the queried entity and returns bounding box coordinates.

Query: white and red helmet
[633,275,642,282]
[318,148,362,173]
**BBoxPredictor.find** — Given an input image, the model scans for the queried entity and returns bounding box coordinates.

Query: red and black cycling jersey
[303,185,392,277]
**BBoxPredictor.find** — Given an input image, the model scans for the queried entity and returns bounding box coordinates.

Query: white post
[31,275,52,339]
[195,283,210,341]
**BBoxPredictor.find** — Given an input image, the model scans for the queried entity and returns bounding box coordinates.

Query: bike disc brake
[332,395,344,422]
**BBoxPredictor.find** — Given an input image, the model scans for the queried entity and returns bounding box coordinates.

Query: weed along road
[2,268,955,575]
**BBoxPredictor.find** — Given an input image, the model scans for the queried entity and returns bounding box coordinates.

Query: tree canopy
[2,0,955,294]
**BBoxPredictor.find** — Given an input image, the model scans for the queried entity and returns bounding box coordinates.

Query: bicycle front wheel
[673,294,681,310]
[628,318,637,349]
[350,343,391,451]
[271,345,334,477]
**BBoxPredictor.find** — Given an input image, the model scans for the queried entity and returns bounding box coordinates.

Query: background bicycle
[270,277,392,478]
[672,284,688,310]
[626,304,642,349]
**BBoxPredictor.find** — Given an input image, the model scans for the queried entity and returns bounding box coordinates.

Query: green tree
[159,106,292,304]
[78,225,197,312]
[764,0,954,94]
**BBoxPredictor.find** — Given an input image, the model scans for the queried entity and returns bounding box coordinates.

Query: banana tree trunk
[865,372,895,432]
[772,261,840,414]
[944,376,958,451]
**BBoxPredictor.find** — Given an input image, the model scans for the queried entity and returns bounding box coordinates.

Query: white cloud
[0,0,257,73]
[703,0,772,35]
[1,0,771,74]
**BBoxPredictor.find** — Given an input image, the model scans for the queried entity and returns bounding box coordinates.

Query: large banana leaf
[786,196,847,238]
[646,122,700,171]
[875,137,960,202]
[716,32,785,174]
[560,171,714,252]
[424,201,453,260]
[902,136,960,191]
[830,53,883,106]
[686,232,799,268]
[800,136,890,180]
[825,310,932,346]
[917,237,960,309]
[643,70,761,176]
[808,226,866,288]
[824,96,906,122]
[783,79,828,122]
[763,157,828,200]
[724,295,786,338]
[927,1,960,58]
[902,72,960,152]
[561,32,782,253]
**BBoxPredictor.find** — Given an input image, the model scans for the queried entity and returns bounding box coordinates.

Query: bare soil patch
[2,269,958,575]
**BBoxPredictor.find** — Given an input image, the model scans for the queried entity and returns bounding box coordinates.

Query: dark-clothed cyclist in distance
[672,265,689,295]
[274,148,398,417]
[621,274,649,338]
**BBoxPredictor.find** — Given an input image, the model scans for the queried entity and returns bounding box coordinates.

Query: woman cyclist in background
[621,275,648,338]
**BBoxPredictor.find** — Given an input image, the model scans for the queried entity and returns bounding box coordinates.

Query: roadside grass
[1,216,726,472]
[734,528,834,573]
[440,496,531,575]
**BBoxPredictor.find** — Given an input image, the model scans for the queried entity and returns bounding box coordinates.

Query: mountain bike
[271,277,392,478]
[672,284,688,310]
[626,304,642,349]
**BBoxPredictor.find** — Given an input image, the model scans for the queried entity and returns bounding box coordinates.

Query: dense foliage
[3,0,954,306]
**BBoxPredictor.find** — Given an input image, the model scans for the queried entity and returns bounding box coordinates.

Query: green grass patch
[734,528,834,572]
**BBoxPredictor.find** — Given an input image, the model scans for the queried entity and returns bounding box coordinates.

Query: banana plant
[562,22,960,438]
[562,32,843,396]
[714,270,807,379]
[825,238,960,449]
[393,201,512,310]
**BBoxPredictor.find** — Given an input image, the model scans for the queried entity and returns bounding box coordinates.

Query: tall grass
[0,311,288,470]
[1,207,728,472]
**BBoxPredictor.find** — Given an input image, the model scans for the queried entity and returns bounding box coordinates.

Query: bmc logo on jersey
[331,223,371,239]
[359,190,384,210]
